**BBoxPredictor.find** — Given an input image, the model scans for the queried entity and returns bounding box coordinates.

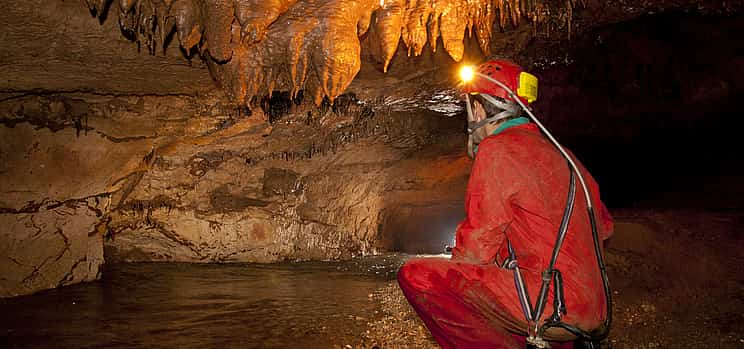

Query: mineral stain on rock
[250,221,269,241]
[262,167,302,197]
[209,184,272,212]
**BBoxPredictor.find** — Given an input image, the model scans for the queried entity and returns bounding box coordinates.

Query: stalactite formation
[82,0,576,106]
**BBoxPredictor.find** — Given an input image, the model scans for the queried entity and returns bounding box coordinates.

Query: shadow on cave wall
[531,12,744,209]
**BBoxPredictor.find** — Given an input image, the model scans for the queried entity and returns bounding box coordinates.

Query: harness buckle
[526,320,550,348]
[526,335,551,348]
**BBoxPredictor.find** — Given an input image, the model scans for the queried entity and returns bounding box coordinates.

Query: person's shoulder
[477,135,505,153]
[474,136,514,164]
[479,129,529,151]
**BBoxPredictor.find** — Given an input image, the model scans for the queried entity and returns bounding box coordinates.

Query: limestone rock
[103,100,470,263]
[0,92,223,297]
[0,196,109,298]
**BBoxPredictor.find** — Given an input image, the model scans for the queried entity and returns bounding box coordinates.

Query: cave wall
[0,196,108,298]
[103,100,470,262]
[0,76,472,299]
[0,92,214,297]
[0,86,470,297]
[0,0,209,297]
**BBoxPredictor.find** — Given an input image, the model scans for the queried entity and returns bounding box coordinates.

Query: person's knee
[397,259,419,289]
[397,258,448,292]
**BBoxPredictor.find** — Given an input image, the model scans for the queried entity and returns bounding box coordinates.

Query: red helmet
[461,59,537,105]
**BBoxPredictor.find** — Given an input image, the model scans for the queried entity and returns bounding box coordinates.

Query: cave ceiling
[83,0,743,108]
[10,0,742,106]
[76,0,586,106]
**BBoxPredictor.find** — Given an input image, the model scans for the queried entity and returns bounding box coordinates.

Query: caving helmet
[459,59,538,157]
[461,59,538,106]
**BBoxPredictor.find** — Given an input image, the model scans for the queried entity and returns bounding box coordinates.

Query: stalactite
[83,0,576,106]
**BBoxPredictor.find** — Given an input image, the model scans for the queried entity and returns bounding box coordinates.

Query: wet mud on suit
[398,122,614,349]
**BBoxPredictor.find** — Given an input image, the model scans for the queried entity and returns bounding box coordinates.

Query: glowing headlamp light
[459,65,475,83]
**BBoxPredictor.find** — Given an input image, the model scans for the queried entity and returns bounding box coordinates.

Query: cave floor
[2,209,742,349]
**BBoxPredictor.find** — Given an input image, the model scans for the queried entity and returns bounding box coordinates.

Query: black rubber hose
[548,168,577,271]
[532,167,576,321]
[587,206,613,339]
[538,206,613,341]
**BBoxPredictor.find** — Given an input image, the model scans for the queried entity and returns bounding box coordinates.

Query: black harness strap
[505,162,580,348]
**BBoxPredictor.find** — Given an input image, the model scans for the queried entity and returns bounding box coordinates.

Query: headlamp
[459,65,475,83]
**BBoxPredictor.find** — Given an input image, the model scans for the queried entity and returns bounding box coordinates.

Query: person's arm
[451,140,519,264]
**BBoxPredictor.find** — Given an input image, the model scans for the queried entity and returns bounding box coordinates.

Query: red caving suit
[398,122,614,349]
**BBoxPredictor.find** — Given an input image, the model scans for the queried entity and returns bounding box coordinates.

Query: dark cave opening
[533,12,744,209]
[380,203,465,255]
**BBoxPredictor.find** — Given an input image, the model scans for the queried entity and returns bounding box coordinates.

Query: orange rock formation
[83,0,574,105]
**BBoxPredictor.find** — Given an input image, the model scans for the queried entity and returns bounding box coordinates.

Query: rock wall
[0,197,108,298]
[104,96,470,263]
[0,88,469,297]
[0,90,225,297]
[0,94,163,297]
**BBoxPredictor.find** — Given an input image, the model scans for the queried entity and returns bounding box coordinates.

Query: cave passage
[1,2,743,349]
[380,202,464,254]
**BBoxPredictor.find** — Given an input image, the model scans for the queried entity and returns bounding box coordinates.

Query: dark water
[0,256,406,349]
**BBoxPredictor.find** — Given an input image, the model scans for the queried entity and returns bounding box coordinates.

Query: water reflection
[1,257,405,348]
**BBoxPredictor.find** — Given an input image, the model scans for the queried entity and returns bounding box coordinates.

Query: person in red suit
[397,59,614,349]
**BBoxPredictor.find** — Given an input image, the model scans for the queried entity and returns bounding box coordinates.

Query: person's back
[470,122,613,331]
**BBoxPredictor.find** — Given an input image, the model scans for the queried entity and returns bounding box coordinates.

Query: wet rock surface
[359,282,439,349]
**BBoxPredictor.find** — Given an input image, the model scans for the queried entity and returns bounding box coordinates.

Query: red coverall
[398,123,614,349]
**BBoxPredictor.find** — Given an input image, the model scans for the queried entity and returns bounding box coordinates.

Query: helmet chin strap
[465,93,520,158]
